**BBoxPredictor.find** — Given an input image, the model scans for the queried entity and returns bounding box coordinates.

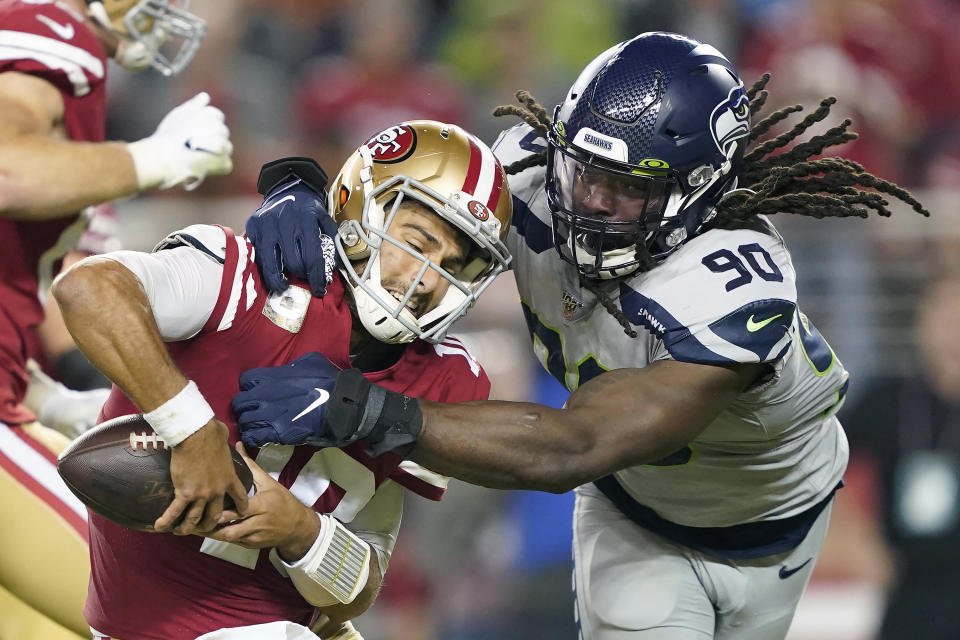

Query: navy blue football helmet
[546,32,751,278]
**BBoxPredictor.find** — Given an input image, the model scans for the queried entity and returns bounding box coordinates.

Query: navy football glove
[233,352,423,456]
[232,352,341,448]
[245,158,339,297]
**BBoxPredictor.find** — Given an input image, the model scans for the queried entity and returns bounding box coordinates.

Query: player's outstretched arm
[51,256,248,533]
[0,72,232,220]
[0,71,137,219]
[412,360,761,492]
[234,352,761,492]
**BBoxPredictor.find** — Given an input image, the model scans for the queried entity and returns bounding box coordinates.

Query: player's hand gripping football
[155,418,250,535]
[245,157,339,296]
[126,91,233,191]
[233,352,423,457]
[209,442,320,560]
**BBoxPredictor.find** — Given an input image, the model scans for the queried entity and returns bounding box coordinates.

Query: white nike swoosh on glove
[292,388,330,422]
[259,194,296,214]
[184,139,221,154]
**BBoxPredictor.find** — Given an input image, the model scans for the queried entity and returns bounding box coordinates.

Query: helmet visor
[548,144,674,277]
[552,148,672,231]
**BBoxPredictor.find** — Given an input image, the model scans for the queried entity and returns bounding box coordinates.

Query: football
[57,413,254,531]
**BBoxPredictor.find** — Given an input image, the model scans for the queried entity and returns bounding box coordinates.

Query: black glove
[245,157,339,297]
[233,353,423,456]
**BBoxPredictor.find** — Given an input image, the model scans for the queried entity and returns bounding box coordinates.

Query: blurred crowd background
[92,0,960,638]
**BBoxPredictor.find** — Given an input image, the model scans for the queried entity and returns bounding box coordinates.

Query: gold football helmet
[85,0,205,76]
[329,120,512,344]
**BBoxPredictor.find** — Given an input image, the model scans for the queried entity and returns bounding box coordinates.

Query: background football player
[0,0,230,637]
[238,33,931,639]
[52,121,511,640]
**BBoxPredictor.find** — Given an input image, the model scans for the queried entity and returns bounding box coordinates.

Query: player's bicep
[102,247,223,341]
[0,71,63,140]
[566,360,758,466]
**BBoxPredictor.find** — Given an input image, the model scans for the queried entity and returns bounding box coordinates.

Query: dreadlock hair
[493,76,931,336]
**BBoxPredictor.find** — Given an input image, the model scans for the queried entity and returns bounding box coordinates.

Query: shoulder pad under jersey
[618,226,798,365]
[153,224,230,264]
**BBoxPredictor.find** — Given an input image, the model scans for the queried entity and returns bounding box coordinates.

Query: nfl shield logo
[561,290,582,321]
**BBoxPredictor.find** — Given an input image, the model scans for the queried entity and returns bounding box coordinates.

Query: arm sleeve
[281,479,403,607]
[343,479,404,574]
[102,247,223,341]
[0,4,106,97]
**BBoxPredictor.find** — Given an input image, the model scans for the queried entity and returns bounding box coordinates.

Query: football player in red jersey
[51,121,512,640]
[0,1,230,637]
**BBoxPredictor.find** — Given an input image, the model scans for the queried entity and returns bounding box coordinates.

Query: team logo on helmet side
[467,200,490,221]
[710,84,750,155]
[365,125,418,163]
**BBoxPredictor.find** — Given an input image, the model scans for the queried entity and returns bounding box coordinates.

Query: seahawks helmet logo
[710,84,750,155]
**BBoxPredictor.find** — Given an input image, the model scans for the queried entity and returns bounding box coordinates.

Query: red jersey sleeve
[0,1,106,98]
[388,335,491,500]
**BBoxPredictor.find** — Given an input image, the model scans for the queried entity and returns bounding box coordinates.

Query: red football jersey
[0,0,108,423]
[85,226,491,640]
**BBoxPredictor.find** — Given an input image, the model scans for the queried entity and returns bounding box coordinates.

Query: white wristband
[142,380,214,447]
[284,514,371,605]
[126,138,166,190]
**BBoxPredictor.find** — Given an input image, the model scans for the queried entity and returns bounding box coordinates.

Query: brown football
[57,413,253,531]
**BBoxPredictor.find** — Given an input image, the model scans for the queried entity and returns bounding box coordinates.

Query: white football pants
[572,482,833,640]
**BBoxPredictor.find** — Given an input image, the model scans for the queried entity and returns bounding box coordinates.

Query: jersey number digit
[199,447,376,569]
[702,244,783,291]
[522,301,608,391]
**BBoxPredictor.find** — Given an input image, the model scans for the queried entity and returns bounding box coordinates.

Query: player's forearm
[412,399,619,493]
[0,136,138,219]
[412,364,746,493]
[51,257,188,410]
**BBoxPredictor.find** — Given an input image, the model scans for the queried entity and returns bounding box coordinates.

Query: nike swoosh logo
[258,194,296,214]
[36,14,75,40]
[184,139,219,155]
[292,388,330,422]
[778,557,812,579]
[746,313,783,332]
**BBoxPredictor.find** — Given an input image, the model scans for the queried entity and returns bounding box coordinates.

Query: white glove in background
[23,360,110,440]
[126,92,233,191]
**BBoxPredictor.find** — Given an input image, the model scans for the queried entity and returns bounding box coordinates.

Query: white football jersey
[493,124,849,528]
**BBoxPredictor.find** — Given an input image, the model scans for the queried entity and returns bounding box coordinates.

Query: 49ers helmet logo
[467,200,490,221]
[365,125,417,163]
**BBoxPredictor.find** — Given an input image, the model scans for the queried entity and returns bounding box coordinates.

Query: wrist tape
[325,368,423,456]
[142,380,214,447]
[287,514,370,604]
[126,138,167,190]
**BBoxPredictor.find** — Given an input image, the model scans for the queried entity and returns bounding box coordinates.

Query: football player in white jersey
[236,32,930,639]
